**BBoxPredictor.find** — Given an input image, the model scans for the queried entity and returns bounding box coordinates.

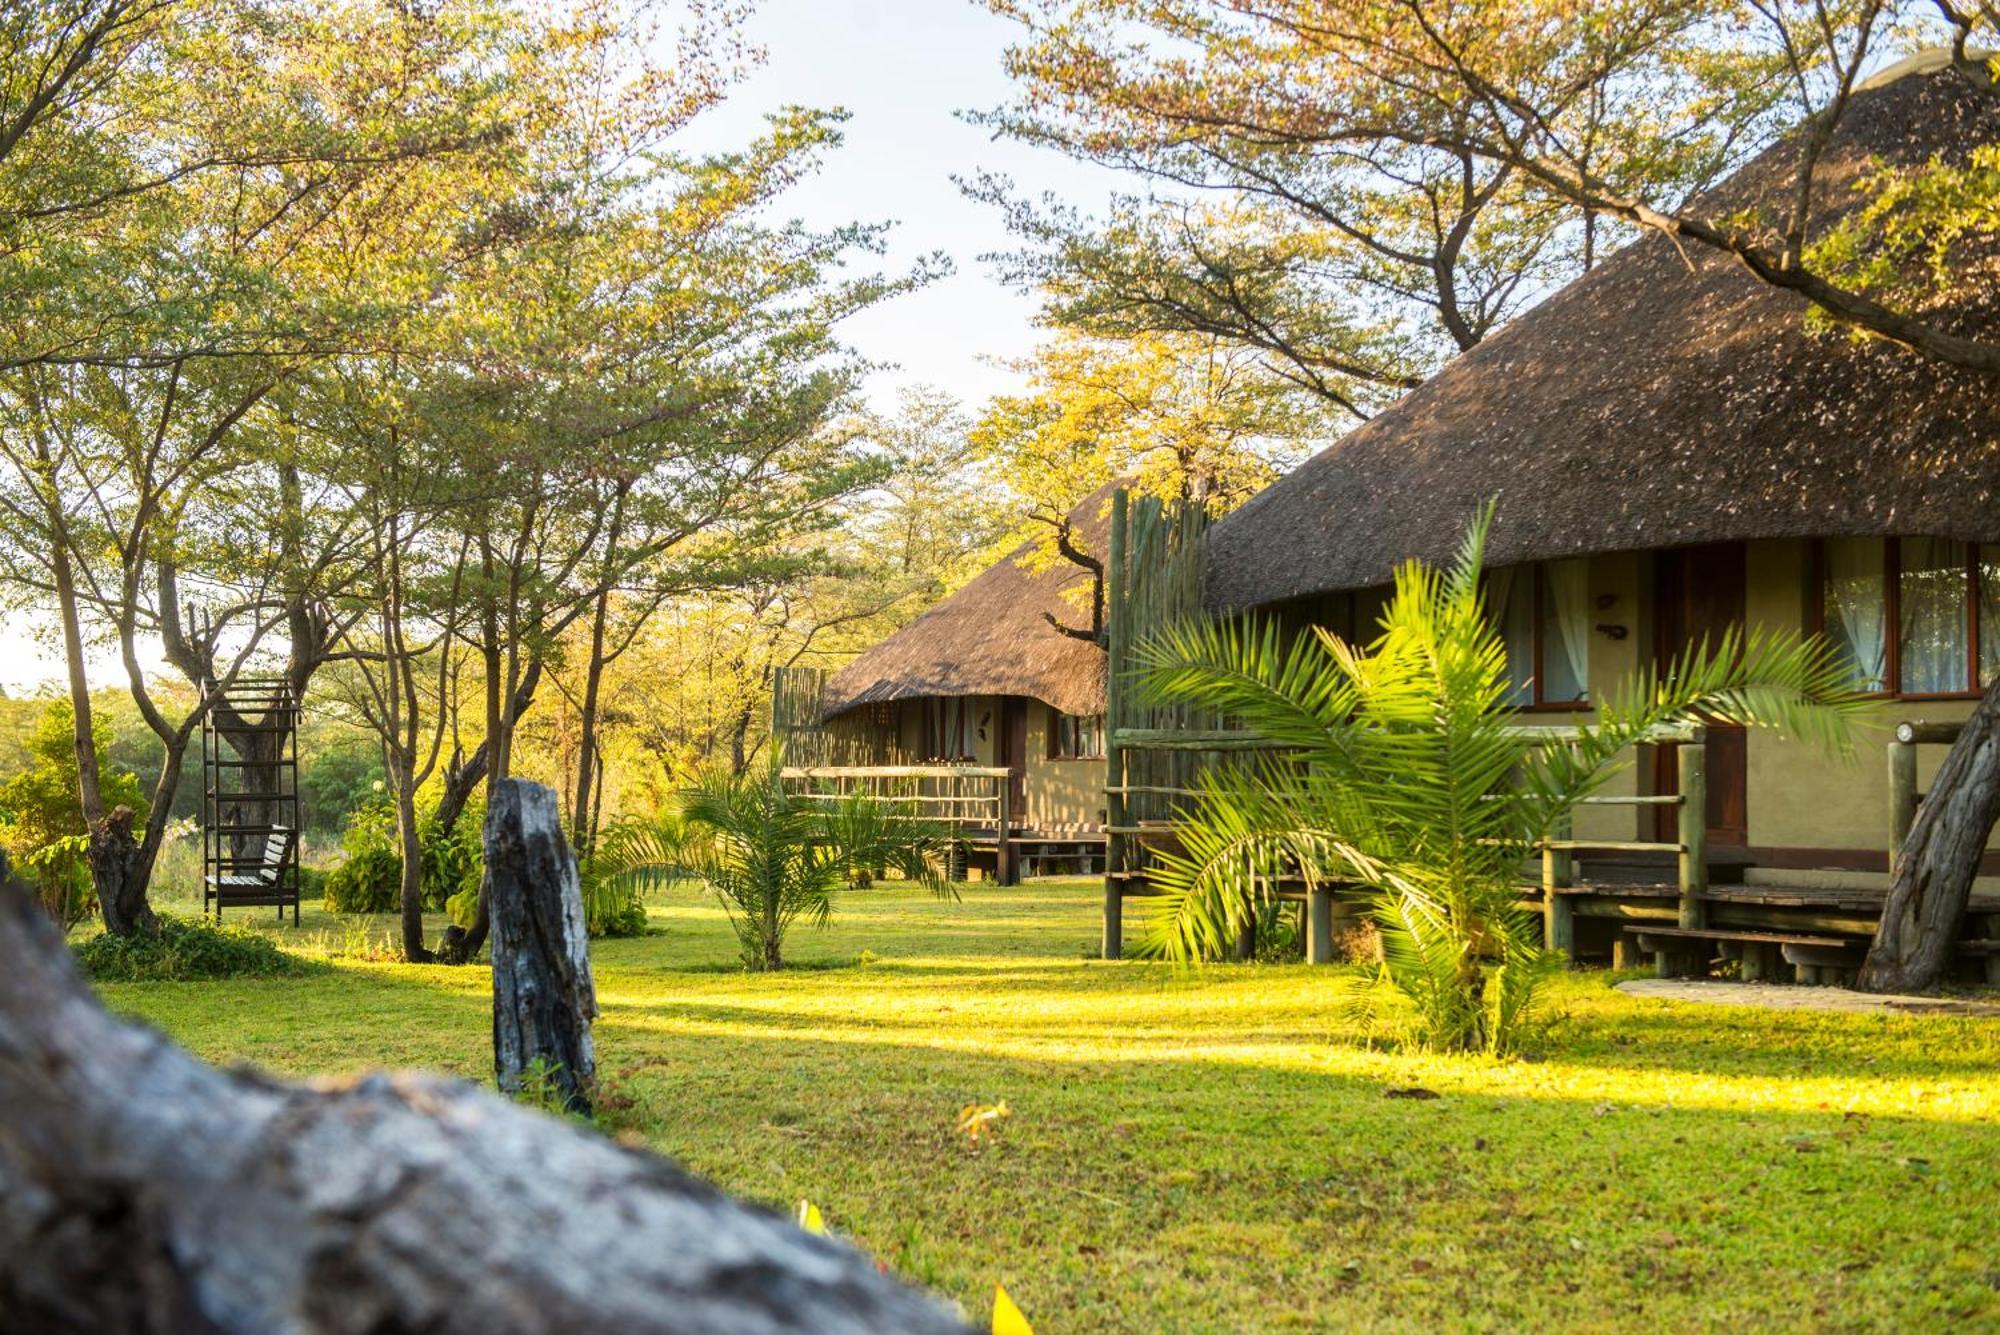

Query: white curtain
[1545,559,1591,702]
[1982,552,2000,686]
[1485,566,1532,705]
[1823,538,1887,692]
[1900,538,1969,694]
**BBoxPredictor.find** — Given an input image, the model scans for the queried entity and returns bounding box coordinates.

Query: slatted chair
[203,826,299,923]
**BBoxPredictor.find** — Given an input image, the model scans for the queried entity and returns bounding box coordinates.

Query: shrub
[582,863,648,938]
[325,791,484,914]
[323,846,400,914]
[72,914,322,982]
[1138,504,1862,1055]
[598,759,952,969]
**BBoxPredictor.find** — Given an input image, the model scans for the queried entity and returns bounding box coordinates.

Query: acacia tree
[976,0,1773,412]
[971,330,1326,641]
[0,0,552,930]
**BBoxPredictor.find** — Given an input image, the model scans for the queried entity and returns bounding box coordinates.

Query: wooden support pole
[1308,887,1335,965]
[996,772,1015,886]
[1887,732,1918,874]
[1102,489,1129,960]
[1542,812,1574,958]
[1677,741,1708,930]
[1233,909,1257,962]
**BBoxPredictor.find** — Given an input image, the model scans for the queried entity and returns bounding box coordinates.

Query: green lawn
[100,880,2000,1332]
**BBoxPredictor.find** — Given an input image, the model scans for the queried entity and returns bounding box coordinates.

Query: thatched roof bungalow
[812,488,1115,842]
[1206,54,2000,874]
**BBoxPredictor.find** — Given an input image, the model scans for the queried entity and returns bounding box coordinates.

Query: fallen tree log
[0,858,968,1334]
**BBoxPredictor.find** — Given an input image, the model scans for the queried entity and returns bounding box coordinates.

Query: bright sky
[0,0,1112,693]
[679,0,1118,410]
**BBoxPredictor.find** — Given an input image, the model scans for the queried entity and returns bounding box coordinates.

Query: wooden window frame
[1809,537,1989,701]
[1048,710,1106,762]
[1498,563,1592,712]
[923,697,977,762]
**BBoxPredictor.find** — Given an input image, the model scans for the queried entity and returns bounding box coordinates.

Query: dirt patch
[1617,978,2000,1017]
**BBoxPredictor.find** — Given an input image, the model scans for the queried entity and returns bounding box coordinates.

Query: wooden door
[1653,544,1750,849]
[998,698,1029,824]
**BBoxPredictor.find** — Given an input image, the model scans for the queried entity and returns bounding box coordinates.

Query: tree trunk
[487,780,596,1115]
[1857,680,2000,993]
[0,854,967,1335]
[393,774,433,964]
[572,586,612,859]
[89,805,155,938]
[51,535,157,936]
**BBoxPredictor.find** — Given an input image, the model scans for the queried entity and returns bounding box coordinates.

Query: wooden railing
[1532,721,1707,953]
[779,765,1017,881]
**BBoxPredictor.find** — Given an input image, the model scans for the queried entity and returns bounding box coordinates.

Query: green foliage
[323,793,483,914]
[0,700,147,924]
[72,914,321,983]
[301,740,386,836]
[323,847,401,914]
[1136,506,1864,1055]
[599,757,954,969]
[581,861,649,939]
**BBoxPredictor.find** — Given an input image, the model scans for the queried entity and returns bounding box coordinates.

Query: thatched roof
[1209,55,2000,611]
[822,488,1112,719]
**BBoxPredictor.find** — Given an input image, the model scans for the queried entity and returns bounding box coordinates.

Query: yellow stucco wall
[1740,539,1983,859]
[1540,539,1985,863]
[1023,702,1106,830]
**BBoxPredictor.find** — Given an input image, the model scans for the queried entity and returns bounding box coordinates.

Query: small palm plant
[598,756,954,970]
[1135,509,1862,1055]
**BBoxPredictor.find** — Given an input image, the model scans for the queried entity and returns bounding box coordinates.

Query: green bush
[324,792,484,914]
[583,863,648,938]
[72,914,322,982]
[323,846,400,913]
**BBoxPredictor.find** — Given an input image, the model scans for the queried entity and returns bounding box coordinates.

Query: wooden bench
[1627,925,1867,984]
[204,825,299,922]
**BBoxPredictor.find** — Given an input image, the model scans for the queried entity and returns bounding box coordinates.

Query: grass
[98,878,2000,1332]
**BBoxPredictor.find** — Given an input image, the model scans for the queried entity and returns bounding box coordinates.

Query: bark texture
[0,853,968,1335]
[487,780,596,1114]
[89,805,156,938]
[1858,681,2000,993]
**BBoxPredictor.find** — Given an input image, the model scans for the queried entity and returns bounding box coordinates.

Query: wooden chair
[204,826,299,922]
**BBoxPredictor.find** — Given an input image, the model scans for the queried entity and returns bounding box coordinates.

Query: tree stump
[0,850,968,1334]
[487,779,597,1115]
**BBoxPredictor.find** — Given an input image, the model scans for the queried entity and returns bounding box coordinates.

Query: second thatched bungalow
[778,490,1116,882]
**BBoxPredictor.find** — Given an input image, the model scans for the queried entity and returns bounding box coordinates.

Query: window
[922,698,978,761]
[1049,712,1105,760]
[1814,538,1998,697]
[1488,559,1591,707]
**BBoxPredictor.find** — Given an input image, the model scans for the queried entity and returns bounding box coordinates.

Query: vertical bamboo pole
[1308,887,1335,965]
[1102,489,1129,960]
[996,772,1014,886]
[1542,817,1575,956]
[1677,736,1708,930]
[1887,728,1918,875]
